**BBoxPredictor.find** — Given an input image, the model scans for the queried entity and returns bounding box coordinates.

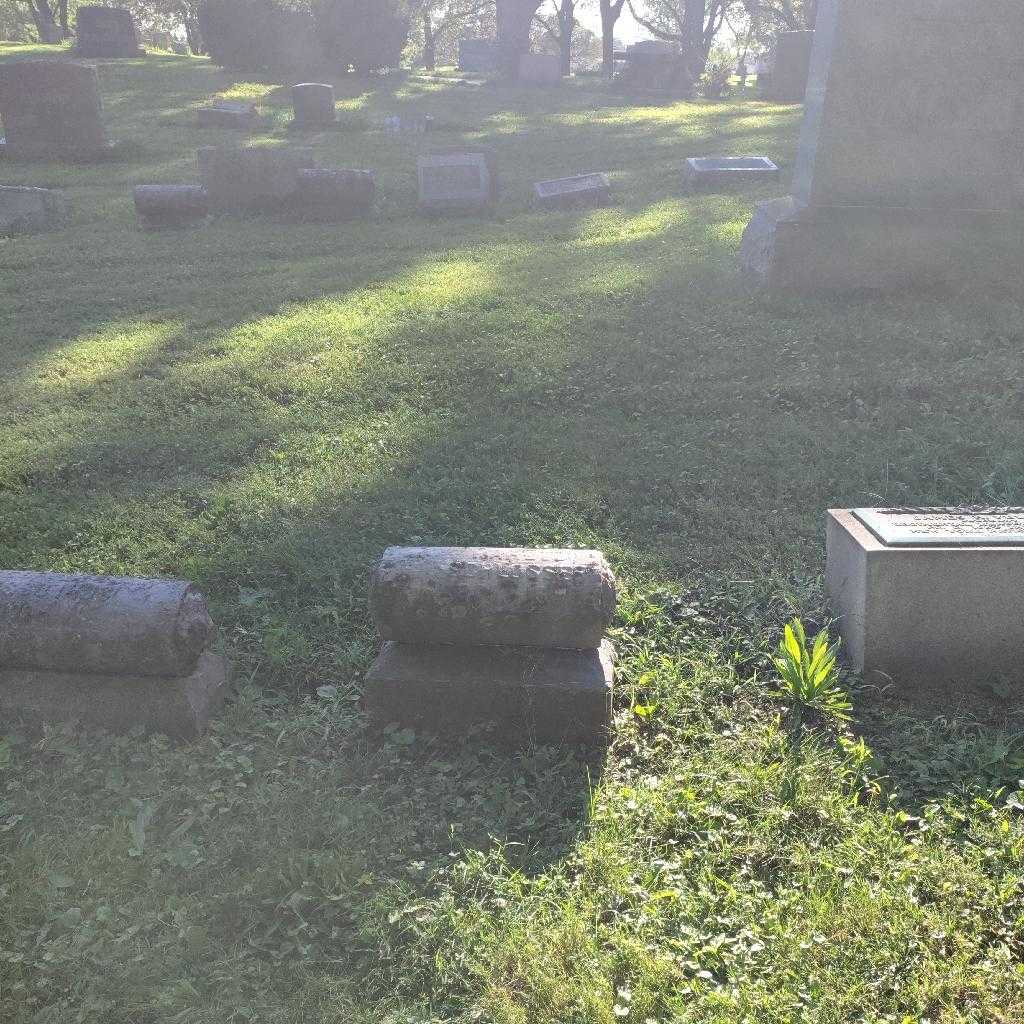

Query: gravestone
[150,30,173,50]
[291,83,335,127]
[75,5,142,57]
[534,172,611,209]
[684,156,779,189]
[827,508,1024,699]
[197,99,259,130]
[0,186,68,235]
[417,148,498,214]
[518,52,562,85]
[0,61,108,162]
[134,184,208,229]
[290,168,374,221]
[741,0,1024,294]
[197,144,315,212]
[459,38,500,74]
[765,30,814,102]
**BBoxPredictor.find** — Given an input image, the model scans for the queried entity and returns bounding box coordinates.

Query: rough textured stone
[826,509,1024,699]
[534,172,610,209]
[518,52,562,85]
[370,547,617,649]
[741,0,1024,294]
[0,186,68,235]
[765,30,814,102]
[0,570,212,677]
[75,5,142,57]
[0,652,230,739]
[417,148,499,213]
[133,184,208,229]
[290,168,374,221]
[197,100,259,130]
[197,143,315,212]
[291,83,335,127]
[684,156,779,189]
[0,61,108,161]
[364,640,614,746]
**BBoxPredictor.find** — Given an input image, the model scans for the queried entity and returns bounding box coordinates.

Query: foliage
[772,618,851,721]
[698,58,732,98]
[317,0,410,74]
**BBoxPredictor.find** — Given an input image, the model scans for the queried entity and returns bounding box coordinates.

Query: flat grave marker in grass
[827,507,1024,701]
[417,148,497,213]
[742,0,1024,293]
[197,98,260,130]
[534,172,611,209]
[684,156,780,189]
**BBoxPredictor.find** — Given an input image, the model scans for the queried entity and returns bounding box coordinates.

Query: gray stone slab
[0,652,230,739]
[197,100,259,130]
[197,143,315,213]
[534,172,611,209]
[290,168,374,220]
[765,30,814,102]
[134,184,208,229]
[684,156,779,188]
[370,546,617,649]
[0,186,67,235]
[0,60,108,161]
[417,150,495,213]
[854,508,1024,547]
[291,83,335,127]
[826,509,1024,697]
[75,5,142,57]
[364,640,614,746]
[459,38,500,73]
[518,52,562,85]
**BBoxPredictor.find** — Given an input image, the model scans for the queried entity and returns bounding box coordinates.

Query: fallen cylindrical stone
[369,547,617,649]
[0,570,213,677]
[291,168,374,221]
[0,652,230,739]
[291,82,335,126]
[133,184,208,229]
[365,640,614,746]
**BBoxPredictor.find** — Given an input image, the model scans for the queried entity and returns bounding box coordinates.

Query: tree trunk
[600,1,618,76]
[557,0,574,77]
[496,0,543,79]
[421,10,436,69]
[57,0,68,34]
[184,18,203,54]
[678,0,707,91]
[30,0,62,43]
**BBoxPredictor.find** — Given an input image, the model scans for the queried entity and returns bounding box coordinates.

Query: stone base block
[365,640,614,746]
[0,186,67,235]
[290,168,374,221]
[134,184,208,229]
[0,653,230,739]
[826,509,1024,699]
[741,197,1023,295]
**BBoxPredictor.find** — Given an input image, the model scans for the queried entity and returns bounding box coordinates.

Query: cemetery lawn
[3,42,1024,1023]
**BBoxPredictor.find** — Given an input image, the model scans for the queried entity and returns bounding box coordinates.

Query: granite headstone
[75,5,142,57]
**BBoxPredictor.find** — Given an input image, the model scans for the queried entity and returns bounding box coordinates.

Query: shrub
[316,0,409,75]
[199,0,319,73]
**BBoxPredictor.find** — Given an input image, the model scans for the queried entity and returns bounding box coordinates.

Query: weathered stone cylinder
[0,570,212,677]
[291,83,335,126]
[133,184,208,229]
[369,547,617,649]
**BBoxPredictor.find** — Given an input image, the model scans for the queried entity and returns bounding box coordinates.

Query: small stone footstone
[75,5,143,58]
[0,61,108,162]
[365,640,614,746]
[197,99,260,130]
[0,186,68,235]
[291,83,335,127]
[417,147,499,214]
[290,168,374,221]
[197,143,315,213]
[133,184,209,229]
[518,52,562,85]
[534,172,611,209]
[826,508,1024,700]
[684,156,780,189]
[765,30,814,102]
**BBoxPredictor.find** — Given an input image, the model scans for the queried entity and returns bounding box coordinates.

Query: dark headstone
[534,172,611,209]
[134,184,209,229]
[197,143,315,213]
[518,52,561,85]
[291,83,335,127]
[197,99,259,130]
[684,156,780,189]
[458,38,500,74]
[0,61,108,162]
[765,30,814,102]
[0,186,68,235]
[75,5,142,58]
[741,0,1024,294]
[290,168,374,221]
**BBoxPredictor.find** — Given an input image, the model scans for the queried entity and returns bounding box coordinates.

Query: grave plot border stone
[533,172,611,209]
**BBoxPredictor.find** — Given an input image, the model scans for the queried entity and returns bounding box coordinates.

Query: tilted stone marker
[518,52,562,85]
[684,157,780,189]
[0,570,228,737]
[534,173,611,209]
[365,547,617,745]
[0,186,68,235]
[197,99,259,130]
[0,61,108,162]
[765,30,814,102]
[459,38,500,74]
[827,508,1024,699]
[75,5,142,58]
[290,168,374,221]
[417,148,498,214]
[741,0,1024,294]
[291,83,335,128]
[134,184,208,229]
[198,143,315,213]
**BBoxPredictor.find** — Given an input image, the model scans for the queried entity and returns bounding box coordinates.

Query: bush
[316,0,409,75]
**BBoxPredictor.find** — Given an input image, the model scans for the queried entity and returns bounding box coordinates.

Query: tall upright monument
[741,0,1024,293]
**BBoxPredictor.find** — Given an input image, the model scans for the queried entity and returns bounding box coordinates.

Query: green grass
[2,44,1024,1023]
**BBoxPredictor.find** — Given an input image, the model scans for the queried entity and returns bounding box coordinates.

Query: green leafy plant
[773,618,851,721]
